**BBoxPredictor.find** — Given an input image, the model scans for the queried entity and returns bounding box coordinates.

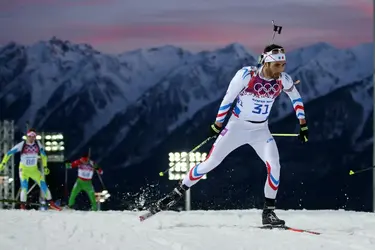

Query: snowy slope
[0,209,374,250]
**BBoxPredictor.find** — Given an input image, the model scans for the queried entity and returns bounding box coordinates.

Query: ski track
[0,209,374,250]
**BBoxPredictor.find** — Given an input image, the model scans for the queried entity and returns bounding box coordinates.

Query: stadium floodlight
[95,192,111,210]
[43,133,64,152]
[168,151,208,211]
[168,152,208,181]
[42,132,65,162]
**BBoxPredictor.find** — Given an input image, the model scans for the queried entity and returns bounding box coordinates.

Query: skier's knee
[20,179,28,191]
[266,160,280,172]
[199,157,222,172]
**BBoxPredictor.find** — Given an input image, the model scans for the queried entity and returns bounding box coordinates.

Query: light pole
[168,151,207,211]
[0,120,15,209]
[373,3,375,212]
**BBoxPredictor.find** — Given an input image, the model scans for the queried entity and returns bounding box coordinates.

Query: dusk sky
[0,0,372,54]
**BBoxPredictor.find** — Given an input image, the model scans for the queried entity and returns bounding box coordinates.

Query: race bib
[23,157,37,166]
[78,169,94,179]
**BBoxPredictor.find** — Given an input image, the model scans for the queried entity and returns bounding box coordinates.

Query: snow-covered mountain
[0,38,372,169]
[79,41,373,168]
[0,38,193,152]
[0,38,373,211]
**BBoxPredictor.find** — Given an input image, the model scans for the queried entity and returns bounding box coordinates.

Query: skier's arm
[36,141,48,167]
[0,142,23,165]
[70,159,82,168]
[215,67,253,125]
[92,161,103,174]
[281,73,306,124]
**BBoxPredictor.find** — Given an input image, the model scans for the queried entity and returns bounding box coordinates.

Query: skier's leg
[18,165,29,209]
[68,179,82,208]
[29,168,52,200]
[249,125,284,226]
[157,120,248,210]
[81,180,97,211]
[251,135,281,200]
[29,168,61,210]
[182,123,248,187]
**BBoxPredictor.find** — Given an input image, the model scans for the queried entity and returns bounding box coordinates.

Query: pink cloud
[0,0,372,53]
[344,0,373,17]
[70,23,354,53]
[1,0,113,11]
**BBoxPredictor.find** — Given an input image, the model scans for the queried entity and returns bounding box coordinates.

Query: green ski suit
[66,157,103,211]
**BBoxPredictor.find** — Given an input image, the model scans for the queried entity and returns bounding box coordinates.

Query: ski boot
[262,198,285,227]
[20,203,26,210]
[139,184,189,221]
[47,200,62,211]
[155,184,188,211]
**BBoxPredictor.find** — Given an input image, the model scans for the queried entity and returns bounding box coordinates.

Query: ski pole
[27,182,37,195]
[349,166,375,175]
[96,171,107,193]
[272,133,298,137]
[88,147,108,193]
[159,135,217,177]
[270,20,283,44]
[64,163,68,203]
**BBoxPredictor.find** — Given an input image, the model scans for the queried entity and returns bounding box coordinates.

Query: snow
[1,209,374,250]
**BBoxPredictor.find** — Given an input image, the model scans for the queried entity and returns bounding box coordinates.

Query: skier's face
[27,136,35,144]
[81,157,89,163]
[26,130,37,143]
[268,61,286,79]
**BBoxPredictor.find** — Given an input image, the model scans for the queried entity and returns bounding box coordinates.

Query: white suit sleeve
[216,67,254,122]
[281,73,306,119]
[0,141,23,164]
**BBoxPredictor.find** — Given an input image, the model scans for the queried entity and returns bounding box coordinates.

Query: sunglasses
[268,48,285,55]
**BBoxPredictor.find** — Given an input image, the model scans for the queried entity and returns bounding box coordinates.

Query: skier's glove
[298,123,308,143]
[65,161,71,168]
[209,123,222,137]
[44,167,50,175]
[94,164,103,175]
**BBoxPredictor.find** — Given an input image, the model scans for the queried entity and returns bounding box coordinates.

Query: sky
[0,0,373,54]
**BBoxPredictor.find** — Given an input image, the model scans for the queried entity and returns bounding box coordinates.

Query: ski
[139,211,320,235]
[139,208,161,222]
[0,198,42,206]
[0,199,62,211]
[258,225,321,235]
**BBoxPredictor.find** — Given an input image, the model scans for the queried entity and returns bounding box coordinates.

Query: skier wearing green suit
[65,155,103,211]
